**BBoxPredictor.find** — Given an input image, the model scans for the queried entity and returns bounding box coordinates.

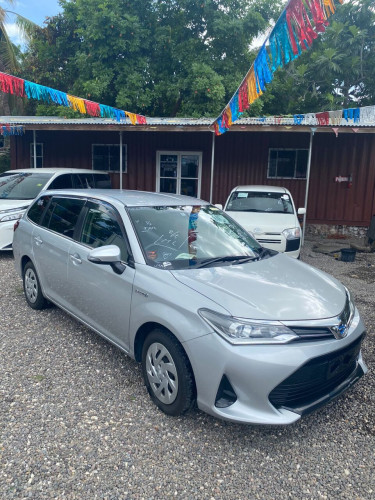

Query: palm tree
[0,0,36,71]
[0,1,37,114]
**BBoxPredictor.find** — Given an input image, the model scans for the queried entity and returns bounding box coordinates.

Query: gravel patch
[0,241,374,500]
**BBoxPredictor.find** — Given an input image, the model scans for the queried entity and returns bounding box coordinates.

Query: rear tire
[23,261,47,310]
[141,328,195,416]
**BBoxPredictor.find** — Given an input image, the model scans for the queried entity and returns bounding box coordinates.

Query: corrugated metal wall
[12,129,375,226]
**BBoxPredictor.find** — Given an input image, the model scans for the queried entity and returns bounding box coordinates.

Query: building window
[30,143,43,168]
[92,144,127,172]
[268,149,308,179]
[156,151,202,198]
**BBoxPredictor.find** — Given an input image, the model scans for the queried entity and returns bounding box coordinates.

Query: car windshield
[0,172,53,200]
[128,205,266,269]
[226,191,294,214]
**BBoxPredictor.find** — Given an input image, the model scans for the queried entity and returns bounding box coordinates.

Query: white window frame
[92,143,127,173]
[267,148,308,180]
[156,151,202,198]
[30,142,43,168]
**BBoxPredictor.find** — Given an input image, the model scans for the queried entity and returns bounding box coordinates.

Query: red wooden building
[5,115,375,234]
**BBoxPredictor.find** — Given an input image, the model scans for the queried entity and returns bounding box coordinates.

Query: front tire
[23,261,47,310]
[141,329,195,416]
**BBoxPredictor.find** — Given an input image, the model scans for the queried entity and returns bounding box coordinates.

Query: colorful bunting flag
[0,71,147,125]
[212,0,344,135]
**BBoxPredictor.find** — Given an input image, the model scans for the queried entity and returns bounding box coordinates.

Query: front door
[66,200,135,350]
[156,151,202,198]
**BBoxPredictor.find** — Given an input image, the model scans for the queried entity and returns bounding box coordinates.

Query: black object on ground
[341,248,356,262]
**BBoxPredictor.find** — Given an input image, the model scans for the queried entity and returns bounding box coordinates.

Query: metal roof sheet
[1,115,374,129]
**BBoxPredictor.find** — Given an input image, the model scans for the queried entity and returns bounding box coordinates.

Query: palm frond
[0,27,18,71]
[5,10,40,41]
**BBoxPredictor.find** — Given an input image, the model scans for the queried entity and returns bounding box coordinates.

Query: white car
[222,185,306,258]
[0,168,111,251]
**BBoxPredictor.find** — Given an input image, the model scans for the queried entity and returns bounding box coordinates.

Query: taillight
[14,220,20,231]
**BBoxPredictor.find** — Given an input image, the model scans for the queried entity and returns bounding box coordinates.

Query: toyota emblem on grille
[331,322,348,339]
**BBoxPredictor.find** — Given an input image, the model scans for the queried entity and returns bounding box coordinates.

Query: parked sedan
[13,190,367,424]
[0,168,111,251]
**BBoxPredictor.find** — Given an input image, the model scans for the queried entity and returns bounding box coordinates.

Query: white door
[156,152,202,198]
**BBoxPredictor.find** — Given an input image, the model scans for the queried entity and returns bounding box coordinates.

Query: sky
[2,0,62,45]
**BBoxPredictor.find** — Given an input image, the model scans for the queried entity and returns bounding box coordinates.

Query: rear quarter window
[27,195,51,225]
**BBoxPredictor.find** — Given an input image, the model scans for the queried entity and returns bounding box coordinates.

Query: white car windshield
[0,172,53,200]
[128,205,268,269]
[226,191,294,214]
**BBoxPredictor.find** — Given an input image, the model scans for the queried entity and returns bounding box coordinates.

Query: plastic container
[340,248,356,262]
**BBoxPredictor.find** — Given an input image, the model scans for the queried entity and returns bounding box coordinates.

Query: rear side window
[72,173,95,189]
[72,173,111,189]
[42,197,85,238]
[27,195,51,225]
[48,174,73,190]
[80,201,128,261]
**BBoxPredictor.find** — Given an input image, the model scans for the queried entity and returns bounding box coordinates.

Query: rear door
[32,196,86,307]
[66,200,135,350]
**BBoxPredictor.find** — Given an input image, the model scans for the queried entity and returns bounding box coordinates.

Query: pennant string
[0,71,146,125]
[212,0,343,135]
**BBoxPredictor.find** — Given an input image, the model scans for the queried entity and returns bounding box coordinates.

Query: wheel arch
[21,254,32,274]
[134,321,178,362]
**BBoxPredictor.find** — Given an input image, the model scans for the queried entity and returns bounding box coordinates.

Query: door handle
[70,253,82,265]
[34,236,43,246]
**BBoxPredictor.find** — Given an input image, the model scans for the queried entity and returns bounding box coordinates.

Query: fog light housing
[215,375,237,408]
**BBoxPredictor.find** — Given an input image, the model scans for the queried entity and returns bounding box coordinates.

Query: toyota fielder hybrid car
[13,190,367,425]
[0,168,111,251]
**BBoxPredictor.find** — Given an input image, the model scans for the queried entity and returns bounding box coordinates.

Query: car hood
[171,254,345,321]
[0,199,31,211]
[226,211,298,233]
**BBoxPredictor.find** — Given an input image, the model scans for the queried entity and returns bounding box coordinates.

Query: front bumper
[184,311,367,425]
[0,220,16,250]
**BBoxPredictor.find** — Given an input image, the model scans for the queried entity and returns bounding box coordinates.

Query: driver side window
[80,202,129,262]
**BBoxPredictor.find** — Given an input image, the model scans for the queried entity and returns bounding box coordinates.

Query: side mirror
[214,203,223,210]
[88,245,126,275]
[297,208,306,215]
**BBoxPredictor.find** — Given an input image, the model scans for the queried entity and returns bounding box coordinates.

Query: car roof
[233,185,289,194]
[41,189,210,208]
[4,168,108,175]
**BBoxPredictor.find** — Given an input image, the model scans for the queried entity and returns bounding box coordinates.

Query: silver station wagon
[13,190,368,425]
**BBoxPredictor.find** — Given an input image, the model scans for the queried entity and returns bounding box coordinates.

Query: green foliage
[35,104,86,118]
[260,0,375,115]
[21,0,282,117]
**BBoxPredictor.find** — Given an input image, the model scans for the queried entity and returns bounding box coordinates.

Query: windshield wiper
[196,255,257,268]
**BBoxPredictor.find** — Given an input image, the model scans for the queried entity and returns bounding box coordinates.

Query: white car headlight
[199,309,298,345]
[282,227,300,240]
[0,210,26,223]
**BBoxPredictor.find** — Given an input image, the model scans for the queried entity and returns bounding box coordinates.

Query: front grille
[257,238,282,244]
[290,326,335,341]
[269,334,364,413]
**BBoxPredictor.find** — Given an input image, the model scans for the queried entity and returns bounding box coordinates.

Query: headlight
[198,309,298,345]
[0,210,26,223]
[282,227,300,240]
[344,287,355,327]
